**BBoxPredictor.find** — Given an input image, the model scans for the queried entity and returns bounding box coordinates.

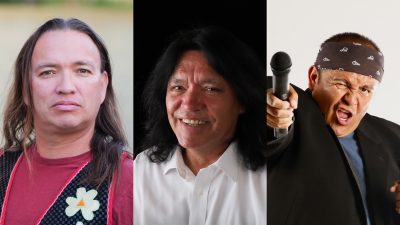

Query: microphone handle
[272,74,289,138]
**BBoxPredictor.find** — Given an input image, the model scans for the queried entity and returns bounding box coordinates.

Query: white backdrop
[267,0,400,124]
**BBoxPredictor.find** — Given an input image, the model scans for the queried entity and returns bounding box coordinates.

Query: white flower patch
[323,57,330,61]
[352,60,361,66]
[367,55,374,60]
[65,187,100,221]
[340,47,348,52]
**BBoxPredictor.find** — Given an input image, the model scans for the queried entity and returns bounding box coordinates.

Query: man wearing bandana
[267,32,400,225]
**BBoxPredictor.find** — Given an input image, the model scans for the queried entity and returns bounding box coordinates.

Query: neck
[34,127,94,159]
[182,142,229,175]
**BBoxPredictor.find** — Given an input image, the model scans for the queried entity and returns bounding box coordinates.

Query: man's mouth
[180,118,207,126]
[53,101,81,111]
[336,108,353,125]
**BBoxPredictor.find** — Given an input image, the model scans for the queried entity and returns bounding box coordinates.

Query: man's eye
[39,70,55,76]
[78,68,91,74]
[204,87,221,92]
[170,86,183,91]
[360,87,371,95]
[334,82,347,89]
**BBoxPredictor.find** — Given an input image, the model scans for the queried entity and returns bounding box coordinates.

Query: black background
[133,0,266,154]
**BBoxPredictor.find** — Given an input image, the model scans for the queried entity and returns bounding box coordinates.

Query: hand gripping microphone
[270,51,292,138]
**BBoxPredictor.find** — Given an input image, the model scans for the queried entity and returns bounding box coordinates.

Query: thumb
[390,181,400,192]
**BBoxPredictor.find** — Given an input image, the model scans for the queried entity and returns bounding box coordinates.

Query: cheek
[30,83,48,103]
[165,95,177,116]
[358,99,371,114]
[210,99,238,121]
[316,89,341,108]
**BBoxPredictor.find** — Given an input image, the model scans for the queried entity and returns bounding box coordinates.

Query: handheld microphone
[270,51,292,138]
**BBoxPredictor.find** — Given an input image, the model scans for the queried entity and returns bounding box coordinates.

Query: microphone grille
[270,51,292,71]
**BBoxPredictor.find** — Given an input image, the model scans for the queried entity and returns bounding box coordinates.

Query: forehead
[171,50,222,80]
[321,69,379,86]
[32,29,101,66]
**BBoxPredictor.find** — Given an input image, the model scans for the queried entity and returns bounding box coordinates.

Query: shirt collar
[214,142,240,182]
[163,145,181,175]
[162,142,240,182]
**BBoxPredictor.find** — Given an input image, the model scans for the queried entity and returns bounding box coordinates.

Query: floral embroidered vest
[0,151,113,225]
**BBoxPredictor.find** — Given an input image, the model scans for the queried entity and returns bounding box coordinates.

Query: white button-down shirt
[134,142,267,225]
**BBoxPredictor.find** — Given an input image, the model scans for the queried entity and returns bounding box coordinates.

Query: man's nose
[56,72,76,94]
[181,87,203,111]
[343,89,358,106]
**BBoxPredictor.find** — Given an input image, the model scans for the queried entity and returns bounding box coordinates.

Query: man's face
[29,30,108,134]
[308,66,379,137]
[166,50,244,153]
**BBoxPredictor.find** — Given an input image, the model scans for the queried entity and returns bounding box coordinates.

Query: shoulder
[359,113,400,145]
[111,151,133,224]
[117,151,133,187]
[134,146,177,177]
[120,151,133,169]
[114,151,133,196]
[134,147,172,164]
[134,148,156,172]
[362,113,400,132]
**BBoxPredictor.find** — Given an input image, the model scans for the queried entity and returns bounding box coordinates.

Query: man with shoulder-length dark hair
[134,26,267,225]
[0,18,132,224]
[267,32,400,225]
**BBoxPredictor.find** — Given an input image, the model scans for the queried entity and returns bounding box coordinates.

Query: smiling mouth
[180,118,207,126]
[336,109,353,125]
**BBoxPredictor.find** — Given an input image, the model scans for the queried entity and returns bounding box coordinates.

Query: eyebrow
[33,60,96,71]
[200,78,222,86]
[333,77,375,90]
[168,77,222,85]
[168,78,186,85]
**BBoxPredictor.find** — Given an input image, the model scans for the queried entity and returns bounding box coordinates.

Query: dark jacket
[267,79,400,225]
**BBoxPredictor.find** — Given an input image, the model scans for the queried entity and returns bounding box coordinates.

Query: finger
[288,85,298,109]
[267,105,294,118]
[391,181,400,192]
[267,89,291,109]
[267,120,293,129]
[267,113,294,128]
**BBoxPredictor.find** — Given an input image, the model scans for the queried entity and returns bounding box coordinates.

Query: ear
[100,71,109,103]
[308,65,319,91]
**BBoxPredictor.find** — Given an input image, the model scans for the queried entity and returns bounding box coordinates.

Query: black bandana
[314,42,384,82]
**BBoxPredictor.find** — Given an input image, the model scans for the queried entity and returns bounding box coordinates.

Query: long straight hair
[2,18,128,185]
[141,26,267,170]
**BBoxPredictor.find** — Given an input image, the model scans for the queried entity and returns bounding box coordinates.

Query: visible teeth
[182,119,206,126]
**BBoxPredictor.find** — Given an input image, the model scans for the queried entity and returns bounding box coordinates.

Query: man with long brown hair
[0,18,132,224]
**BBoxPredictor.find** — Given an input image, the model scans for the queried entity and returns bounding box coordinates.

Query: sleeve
[112,153,133,225]
[266,123,294,161]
